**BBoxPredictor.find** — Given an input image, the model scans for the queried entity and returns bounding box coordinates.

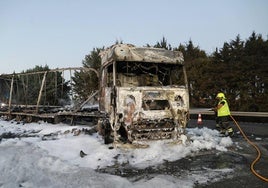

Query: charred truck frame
[98,44,189,144]
[0,44,189,145]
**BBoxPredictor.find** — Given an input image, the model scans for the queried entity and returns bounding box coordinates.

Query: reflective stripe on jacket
[217,99,230,117]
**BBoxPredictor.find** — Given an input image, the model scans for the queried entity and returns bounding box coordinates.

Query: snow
[0,119,234,188]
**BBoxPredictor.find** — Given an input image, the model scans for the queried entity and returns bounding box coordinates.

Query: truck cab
[98,44,189,144]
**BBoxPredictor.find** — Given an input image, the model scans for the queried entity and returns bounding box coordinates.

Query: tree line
[1,32,266,112]
[181,32,268,112]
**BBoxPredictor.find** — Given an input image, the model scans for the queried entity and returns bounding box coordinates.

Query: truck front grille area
[130,118,176,140]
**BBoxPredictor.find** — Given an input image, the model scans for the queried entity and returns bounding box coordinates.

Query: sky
[0,119,234,187]
[0,0,268,74]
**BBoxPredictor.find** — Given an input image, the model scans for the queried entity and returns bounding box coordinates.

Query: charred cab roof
[99,44,184,66]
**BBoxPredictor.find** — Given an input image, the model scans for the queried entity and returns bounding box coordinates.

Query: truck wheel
[16,115,22,122]
[103,120,112,144]
[104,133,110,144]
[25,116,32,123]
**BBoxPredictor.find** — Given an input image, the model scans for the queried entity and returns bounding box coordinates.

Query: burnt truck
[0,43,189,146]
[97,44,189,144]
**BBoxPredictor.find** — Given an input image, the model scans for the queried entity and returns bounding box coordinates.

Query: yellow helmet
[216,92,225,99]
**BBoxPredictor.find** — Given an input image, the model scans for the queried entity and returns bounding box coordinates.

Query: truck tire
[103,120,112,144]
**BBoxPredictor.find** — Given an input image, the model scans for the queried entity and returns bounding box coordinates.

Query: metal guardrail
[190,108,268,117]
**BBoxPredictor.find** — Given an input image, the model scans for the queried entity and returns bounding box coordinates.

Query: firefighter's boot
[226,127,234,137]
[215,124,221,131]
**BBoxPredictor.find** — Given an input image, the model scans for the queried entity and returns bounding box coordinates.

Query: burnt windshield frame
[115,61,183,86]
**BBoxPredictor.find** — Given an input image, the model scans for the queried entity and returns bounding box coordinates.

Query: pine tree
[72,47,103,101]
[154,37,172,50]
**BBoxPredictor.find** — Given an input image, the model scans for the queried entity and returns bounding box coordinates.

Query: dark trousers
[217,116,230,130]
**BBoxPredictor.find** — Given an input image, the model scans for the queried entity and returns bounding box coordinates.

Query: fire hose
[230,115,268,182]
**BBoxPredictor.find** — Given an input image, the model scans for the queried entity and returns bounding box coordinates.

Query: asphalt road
[188,118,268,187]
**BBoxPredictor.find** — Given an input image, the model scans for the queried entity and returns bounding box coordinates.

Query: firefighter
[213,92,234,136]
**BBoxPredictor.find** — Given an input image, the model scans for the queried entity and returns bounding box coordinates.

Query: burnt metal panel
[100,44,184,66]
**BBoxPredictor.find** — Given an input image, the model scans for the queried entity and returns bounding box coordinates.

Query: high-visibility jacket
[217,99,230,117]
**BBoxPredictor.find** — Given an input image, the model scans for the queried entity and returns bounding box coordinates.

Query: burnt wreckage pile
[0,67,100,124]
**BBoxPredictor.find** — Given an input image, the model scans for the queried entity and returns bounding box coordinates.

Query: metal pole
[8,75,14,114]
[61,71,64,98]
[55,71,57,104]
[36,71,47,113]
[183,66,189,89]
[113,61,116,86]
[69,69,73,100]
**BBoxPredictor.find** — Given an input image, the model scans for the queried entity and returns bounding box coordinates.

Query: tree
[72,47,103,100]
[153,37,172,50]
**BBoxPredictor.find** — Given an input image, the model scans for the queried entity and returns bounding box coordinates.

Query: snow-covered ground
[0,119,234,188]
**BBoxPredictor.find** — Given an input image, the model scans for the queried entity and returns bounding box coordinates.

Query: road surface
[187,118,268,187]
